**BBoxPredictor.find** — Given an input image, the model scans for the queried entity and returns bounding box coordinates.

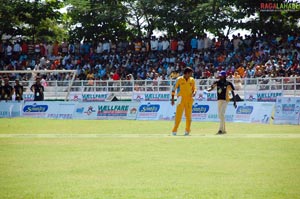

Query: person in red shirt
[21,40,28,54]
[112,71,120,91]
[170,38,178,53]
[112,71,120,80]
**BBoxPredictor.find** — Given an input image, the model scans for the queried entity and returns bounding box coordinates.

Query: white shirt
[150,39,158,50]
[96,43,103,54]
[102,42,110,52]
[198,39,204,50]
[13,43,21,52]
[162,40,170,51]
[178,40,184,51]
[6,45,12,55]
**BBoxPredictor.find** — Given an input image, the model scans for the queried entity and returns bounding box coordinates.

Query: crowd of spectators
[0,33,300,86]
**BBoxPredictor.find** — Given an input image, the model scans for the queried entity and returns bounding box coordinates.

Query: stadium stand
[1,33,299,100]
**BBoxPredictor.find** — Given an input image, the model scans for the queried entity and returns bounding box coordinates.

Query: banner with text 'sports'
[22,101,76,119]
[0,101,274,124]
[136,101,274,124]
[274,97,300,125]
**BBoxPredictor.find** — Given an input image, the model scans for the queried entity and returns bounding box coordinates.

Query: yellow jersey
[172,76,196,99]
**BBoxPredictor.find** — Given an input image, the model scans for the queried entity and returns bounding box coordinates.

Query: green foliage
[1,0,299,42]
[0,0,64,42]
[66,0,130,41]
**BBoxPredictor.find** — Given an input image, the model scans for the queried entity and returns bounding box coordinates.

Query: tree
[0,0,64,42]
[66,0,130,41]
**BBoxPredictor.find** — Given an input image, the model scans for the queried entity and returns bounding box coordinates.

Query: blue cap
[219,71,226,77]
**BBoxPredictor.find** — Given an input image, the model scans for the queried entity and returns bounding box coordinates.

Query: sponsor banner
[136,101,274,123]
[132,92,171,101]
[69,92,108,102]
[184,102,234,122]
[22,101,76,119]
[274,97,300,125]
[73,102,139,120]
[194,90,217,101]
[234,102,274,123]
[136,101,176,120]
[245,90,282,102]
[136,101,232,121]
[0,102,23,118]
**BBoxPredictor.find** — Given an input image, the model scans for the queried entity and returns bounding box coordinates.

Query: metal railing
[15,77,300,101]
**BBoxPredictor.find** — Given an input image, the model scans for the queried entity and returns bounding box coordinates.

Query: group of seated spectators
[0,32,300,86]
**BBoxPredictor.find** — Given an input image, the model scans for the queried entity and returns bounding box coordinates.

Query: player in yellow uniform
[207,71,237,134]
[171,67,196,136]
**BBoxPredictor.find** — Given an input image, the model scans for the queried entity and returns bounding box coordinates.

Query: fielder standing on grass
[171,67,196,136]
[207,71,237,135]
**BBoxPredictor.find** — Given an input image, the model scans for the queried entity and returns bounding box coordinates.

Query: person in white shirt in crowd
[46,41,53,59]
[198,36,204,51]
[150,36,158,52]
[13,41,21,56]
[96,40,103,54]
[162,37,170,52]
[178,38,185,52]
[102,39,110,53]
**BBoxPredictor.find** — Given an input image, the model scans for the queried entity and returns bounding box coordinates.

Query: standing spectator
[13,41,21,58]
[203,34,212,50]
[96,40,103,55]
[21,40,28,55]
[46,41,53,58]
[233,35,242,51]
[28,41,34,56]
[134,38,142,52]
[162,37,170,52]
[207,71,237,134]
[0,79,2,101]
[102,39,110,53]
[6,42,13,61]
[233,71,242,90]
[30,76,44,101]
[150,36,158,52]
[190,35,198,52]
[198,35,204,51]
[14,79,23,101]
[2,78,13,101]
[157,37,163,51]
[61,39,68,55]
[112,70,120,91]
[170,37,178,53]
[53,41,59,56]
[171,67,196,136]
[178,38,185,52]
[34,41,41,56]
[0,41,4,59]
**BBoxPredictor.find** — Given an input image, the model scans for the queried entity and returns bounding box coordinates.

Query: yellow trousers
[172,98,193,133]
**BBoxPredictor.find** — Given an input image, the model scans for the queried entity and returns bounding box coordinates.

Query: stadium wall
[1,97,299,125]
[0,100,278,124]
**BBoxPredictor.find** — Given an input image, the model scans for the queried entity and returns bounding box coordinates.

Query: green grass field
[0,118,300,199]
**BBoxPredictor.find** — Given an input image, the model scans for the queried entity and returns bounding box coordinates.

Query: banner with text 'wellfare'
[132,92,171,101]
[73,101,139,120]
